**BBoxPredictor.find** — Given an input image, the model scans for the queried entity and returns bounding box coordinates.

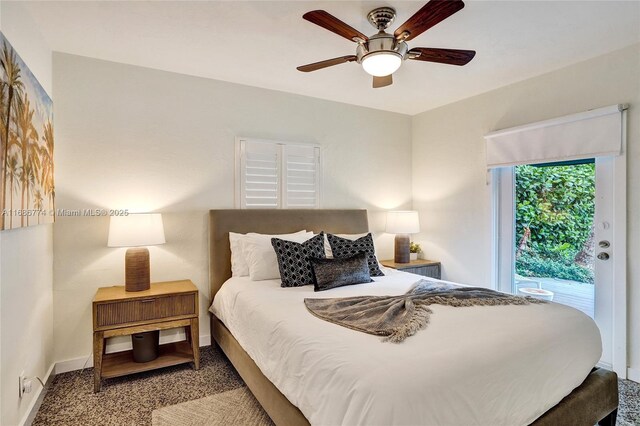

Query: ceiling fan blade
[297,55,357,72]
[394,0,465,41]
[373,75,393,88]
[303,10,368,42]
[408,48,476,65]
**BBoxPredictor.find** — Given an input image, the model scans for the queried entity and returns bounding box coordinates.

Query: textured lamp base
[125,247,150,292]
[394,234,410,263]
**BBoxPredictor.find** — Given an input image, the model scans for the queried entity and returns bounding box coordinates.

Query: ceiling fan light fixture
[298,2,476,88]
[361,51,402,77]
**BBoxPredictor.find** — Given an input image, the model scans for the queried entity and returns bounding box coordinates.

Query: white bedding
[210,268,601,426]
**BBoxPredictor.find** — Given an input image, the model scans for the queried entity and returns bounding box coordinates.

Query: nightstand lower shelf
[102,341,194,379]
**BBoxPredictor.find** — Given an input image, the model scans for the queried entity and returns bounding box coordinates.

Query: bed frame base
[599,409,618,426]
[531,367,618,425]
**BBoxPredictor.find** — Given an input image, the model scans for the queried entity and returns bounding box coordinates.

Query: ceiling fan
[297,0,476,88]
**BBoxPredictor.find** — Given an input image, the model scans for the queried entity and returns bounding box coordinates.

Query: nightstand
[92,280,199,392]
[380,259,441,279]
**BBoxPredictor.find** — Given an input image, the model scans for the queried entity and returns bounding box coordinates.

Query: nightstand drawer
[96,293,196,328]
[381,259,441,279]
[407,265,441,278]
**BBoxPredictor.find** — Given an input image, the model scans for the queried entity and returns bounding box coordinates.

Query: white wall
[0,2,54,425]
[52,53,412,363]
[412,44,640,374]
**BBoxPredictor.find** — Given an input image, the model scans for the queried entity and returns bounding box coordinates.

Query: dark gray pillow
[327,233,385,277]
[271,233,326,287]
[310,252,373,292]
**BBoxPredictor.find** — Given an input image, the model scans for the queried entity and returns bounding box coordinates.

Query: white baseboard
[597,360,613,371]
[200,333,212,347]
[54,354,93,375]
[55,334,212,374]
[627,367,640,383]
[20,362,55,426]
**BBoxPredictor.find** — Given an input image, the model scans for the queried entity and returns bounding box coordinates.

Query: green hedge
[516,250,594,284]
[515,164,595,284]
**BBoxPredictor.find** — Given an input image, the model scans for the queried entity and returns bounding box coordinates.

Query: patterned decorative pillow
[327,233,384,277]
[271,233,326,287]
[310,252,372,292]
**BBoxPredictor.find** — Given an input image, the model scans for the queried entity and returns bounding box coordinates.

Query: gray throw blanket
[304,280,546,343]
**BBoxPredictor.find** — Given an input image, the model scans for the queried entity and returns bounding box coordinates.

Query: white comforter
[210,268,601,426]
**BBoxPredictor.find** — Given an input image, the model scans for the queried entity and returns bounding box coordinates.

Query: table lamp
[386,211,420,263]
[108,213,166,292]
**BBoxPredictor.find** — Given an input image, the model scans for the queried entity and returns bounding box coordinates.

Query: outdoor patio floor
[520,277,595,318]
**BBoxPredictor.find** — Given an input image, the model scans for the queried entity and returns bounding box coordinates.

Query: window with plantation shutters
[235,138,321,209]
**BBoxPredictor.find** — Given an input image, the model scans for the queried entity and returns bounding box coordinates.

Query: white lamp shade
[386,211,420,234]
[108,213,166,247]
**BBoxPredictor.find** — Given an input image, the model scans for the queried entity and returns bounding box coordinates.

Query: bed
[208,209,618,425]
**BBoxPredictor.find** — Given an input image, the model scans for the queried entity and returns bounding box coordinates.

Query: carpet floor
[33,345,640,425]
[33,346,244,426]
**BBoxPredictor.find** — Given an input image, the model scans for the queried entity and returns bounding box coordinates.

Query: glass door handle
[597,252,610,260]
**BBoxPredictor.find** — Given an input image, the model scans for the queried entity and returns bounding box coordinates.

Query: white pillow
[242,231,314,281]
[229,232,250,277]
[324,233,368,258]
[230,230,308,277]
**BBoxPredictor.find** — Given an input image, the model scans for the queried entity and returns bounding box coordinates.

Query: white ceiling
[25,1,640,115]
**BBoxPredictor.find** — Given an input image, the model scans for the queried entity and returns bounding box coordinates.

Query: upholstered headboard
[208,209,369,299]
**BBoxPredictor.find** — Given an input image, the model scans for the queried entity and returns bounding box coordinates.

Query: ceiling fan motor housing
[356,32,409,64]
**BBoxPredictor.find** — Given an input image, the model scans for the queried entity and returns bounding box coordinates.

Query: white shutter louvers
[236,139,321,209]
[283,145,320,208]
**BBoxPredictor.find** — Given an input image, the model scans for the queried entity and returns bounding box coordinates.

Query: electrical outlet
[18,372,25,398]
[18,372,32,398]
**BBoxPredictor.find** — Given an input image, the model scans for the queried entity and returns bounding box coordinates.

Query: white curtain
[484,104,625,168]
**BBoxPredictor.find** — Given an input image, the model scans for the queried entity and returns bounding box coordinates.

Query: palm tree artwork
[6,154,20,228]
[0,31,54,230]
